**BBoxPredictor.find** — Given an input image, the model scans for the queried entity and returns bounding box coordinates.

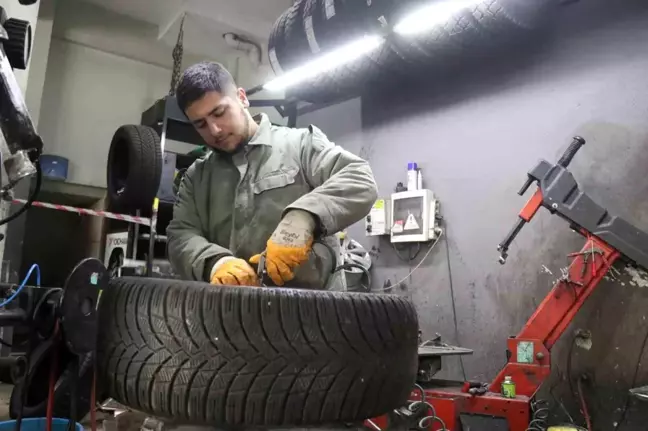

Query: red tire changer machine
[370,137,648,431]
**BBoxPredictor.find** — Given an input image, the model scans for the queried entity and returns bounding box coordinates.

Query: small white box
[365,198,391,236]
[104,231,129,276]
[390,189,439,243]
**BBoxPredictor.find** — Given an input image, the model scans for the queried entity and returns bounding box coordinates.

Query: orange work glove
[249,210,315,286]
[210,257,260,286]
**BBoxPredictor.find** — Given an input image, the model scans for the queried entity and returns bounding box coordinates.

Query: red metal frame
[369,190,621,430]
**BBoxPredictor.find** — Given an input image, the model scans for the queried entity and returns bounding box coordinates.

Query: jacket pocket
[253,167,299,194]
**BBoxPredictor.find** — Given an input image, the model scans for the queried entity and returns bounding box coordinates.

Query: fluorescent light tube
[394,0,482,36]
[264,34,384,92]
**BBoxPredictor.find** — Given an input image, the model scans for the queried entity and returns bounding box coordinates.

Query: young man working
[166,61,377,290]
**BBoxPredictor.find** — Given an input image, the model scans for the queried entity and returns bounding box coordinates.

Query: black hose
[0,159,42,227]
[32,288,63,340]
[14,287,35,431]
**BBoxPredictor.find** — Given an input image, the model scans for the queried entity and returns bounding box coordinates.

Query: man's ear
[238,88,250,109]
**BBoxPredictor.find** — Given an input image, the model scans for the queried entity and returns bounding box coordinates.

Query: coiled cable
[407,400,447,430]
[526,399,550,431]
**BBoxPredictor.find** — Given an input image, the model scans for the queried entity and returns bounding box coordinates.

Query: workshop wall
[296,97,362,143]
[36,0,200,187]
[35,0,281,187]
[349,0,648,428]
[36,0,277,188]
[38,38,173,187]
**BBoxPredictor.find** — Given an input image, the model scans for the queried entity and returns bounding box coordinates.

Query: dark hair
[176,61,237,112]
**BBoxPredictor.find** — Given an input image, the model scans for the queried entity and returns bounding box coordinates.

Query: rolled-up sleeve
[285,125,378,235]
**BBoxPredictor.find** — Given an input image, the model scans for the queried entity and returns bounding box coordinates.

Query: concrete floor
[0,384,12,420]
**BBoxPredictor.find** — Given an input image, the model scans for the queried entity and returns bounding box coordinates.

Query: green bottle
[502,376,516,398]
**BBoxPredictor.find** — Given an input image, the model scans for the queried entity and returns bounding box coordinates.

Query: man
[166,61,377,290]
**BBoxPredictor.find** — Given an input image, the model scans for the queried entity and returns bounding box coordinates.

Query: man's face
[185,89,251,152]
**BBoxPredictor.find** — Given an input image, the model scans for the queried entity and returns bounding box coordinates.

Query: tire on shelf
[268,8,291,75]
[294,0,388,102]
[280,0,312,70]
[389,0,493,70]
[470,0,553,36]
[97,277,419,427]
[107,125,162,211]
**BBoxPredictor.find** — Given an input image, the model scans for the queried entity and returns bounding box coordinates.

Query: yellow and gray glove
[210,256,260,286]
[250,210,316,286]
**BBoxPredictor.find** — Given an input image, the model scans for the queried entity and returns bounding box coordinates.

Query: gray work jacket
[166,113,377,290]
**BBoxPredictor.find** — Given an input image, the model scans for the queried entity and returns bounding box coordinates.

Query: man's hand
[210,257,260,286]
[249,210,316,286]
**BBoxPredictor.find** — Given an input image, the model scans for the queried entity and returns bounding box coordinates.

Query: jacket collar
[247,113,272,147]
[206,113,271,159]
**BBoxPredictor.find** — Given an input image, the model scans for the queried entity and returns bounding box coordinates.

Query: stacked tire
[269,0,401,102]
[268,0,555,102]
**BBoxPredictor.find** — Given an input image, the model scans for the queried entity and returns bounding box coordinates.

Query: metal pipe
[132,209,140,259]
[0,309,27,326]
[0,355,25,370]
[287,102,298,128]
[147,115,167,276]
[245,84,265,97]
[0,31,41,187]
[0,355,27,381]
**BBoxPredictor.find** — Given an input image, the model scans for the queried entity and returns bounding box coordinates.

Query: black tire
[268,9,290,75]
[9,338,93,420]
[4,18,32,70]
[98,277,419,427]
[280,0,312,70]
[107,125,162,210]
[293,0,387,102]
[389,0,491,66]
[470,0,552,35]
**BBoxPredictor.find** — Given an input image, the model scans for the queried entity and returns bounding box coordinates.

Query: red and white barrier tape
[12,199,151,226]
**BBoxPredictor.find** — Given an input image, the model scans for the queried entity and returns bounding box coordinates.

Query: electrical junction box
[390,189,440,243]
[365,198,391,236]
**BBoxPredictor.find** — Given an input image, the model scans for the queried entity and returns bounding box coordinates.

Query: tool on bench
[369,136,648,431]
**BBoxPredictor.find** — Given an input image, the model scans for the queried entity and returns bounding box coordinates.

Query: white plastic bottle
[407,162,418,191]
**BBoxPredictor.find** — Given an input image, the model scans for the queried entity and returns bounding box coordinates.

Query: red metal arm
[490,235,620,398]
[370,187,623,431]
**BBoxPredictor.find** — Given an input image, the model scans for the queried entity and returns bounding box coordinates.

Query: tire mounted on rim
[98,277,419,427]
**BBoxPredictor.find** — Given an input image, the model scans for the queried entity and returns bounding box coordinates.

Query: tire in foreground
[97,277,419,427]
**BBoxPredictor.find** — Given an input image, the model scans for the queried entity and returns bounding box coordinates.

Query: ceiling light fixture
[394,0,482,36]
[264,34,384,92]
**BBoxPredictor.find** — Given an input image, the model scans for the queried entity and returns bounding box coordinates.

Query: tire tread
[98,278,418,426]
